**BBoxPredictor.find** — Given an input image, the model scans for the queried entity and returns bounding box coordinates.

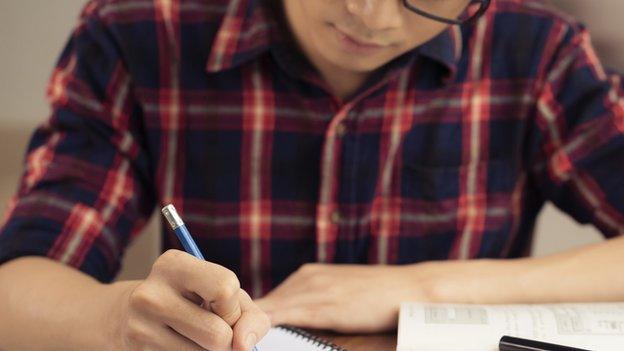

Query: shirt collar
[417,24,463,80]
[206,0,277,73]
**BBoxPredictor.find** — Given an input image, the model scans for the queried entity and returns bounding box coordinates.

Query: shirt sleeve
[0,4,155,282]
[529,21,624,238]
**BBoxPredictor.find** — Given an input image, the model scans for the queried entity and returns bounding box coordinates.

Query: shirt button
[330,211,342,224]
[335,123,347,137]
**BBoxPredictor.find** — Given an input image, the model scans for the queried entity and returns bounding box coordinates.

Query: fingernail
[245,333,257,350]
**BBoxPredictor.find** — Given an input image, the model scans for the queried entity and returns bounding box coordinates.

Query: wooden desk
[315,332,396,351]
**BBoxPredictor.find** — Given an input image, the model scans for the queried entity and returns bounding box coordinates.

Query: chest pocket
[402,159,518,202]
[393,159,522,260]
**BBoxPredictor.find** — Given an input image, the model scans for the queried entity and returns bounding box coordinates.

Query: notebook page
[254,327,335,351]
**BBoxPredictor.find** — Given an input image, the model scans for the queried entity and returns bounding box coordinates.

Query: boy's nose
[345,0,403,31]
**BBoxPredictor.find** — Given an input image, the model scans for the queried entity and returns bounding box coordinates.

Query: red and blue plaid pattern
[1,0,623,298]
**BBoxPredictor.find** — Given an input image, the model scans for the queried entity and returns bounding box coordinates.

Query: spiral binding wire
[277,325,347,351]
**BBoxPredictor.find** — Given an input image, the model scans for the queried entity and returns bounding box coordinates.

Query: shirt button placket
[330,210,342,225]
[335,123,347,137]
[335,109,356,138]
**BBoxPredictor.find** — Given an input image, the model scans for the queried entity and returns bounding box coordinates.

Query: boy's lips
[330,24,388,55]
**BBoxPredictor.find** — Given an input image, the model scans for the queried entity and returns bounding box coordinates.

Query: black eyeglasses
[403,0,491,25]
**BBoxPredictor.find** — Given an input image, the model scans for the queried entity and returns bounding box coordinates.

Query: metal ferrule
[161,204,184,230]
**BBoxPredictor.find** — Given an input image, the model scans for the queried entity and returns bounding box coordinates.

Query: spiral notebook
[254,326,346,351]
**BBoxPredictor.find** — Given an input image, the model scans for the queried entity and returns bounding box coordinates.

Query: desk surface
[317,332,396,351]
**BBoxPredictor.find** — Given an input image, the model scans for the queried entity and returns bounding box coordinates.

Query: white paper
[254,327,335,351]
[397,302,624,351]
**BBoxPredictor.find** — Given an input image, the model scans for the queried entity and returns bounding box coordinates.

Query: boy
[1,0,623,350]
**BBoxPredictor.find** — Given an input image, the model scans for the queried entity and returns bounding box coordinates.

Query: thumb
[232,290,271,351]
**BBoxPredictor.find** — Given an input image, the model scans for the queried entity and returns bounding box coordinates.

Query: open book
[398,302,624,351]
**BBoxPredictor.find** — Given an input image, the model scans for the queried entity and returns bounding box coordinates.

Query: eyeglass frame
[402,0,491,25]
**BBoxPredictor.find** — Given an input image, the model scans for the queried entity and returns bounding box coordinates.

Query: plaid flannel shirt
[1,0,623,298]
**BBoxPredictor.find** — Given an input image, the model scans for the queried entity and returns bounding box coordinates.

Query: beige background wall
[0,0,621,280]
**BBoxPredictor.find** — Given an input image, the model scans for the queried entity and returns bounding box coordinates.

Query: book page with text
[397,302,624,351]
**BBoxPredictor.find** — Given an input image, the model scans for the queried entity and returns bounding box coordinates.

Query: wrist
[96,280,141,351]
[409,259,528,304]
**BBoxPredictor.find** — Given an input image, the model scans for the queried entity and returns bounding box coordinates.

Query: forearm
[417,236,624,304]
[0,257,137,351]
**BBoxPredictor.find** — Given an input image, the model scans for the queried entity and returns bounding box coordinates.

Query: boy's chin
[327,54,392,74]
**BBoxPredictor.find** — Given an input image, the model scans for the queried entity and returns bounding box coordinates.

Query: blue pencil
[161,204,205,260]
[161,205,260,351]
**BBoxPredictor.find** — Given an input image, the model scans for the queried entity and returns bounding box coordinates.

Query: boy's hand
[116,249,270,351]
[255,263,430,333]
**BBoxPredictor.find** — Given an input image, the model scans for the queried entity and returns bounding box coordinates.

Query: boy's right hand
[115,249,270,351]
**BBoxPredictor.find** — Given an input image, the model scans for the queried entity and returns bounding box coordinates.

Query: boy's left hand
[254,263,432,333]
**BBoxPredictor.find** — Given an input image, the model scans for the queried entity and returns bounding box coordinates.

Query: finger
[144,285,234,351]
[232,290,271,351]
[124,314,205,351]
[153,326,207,351]
[155,250,242,326]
